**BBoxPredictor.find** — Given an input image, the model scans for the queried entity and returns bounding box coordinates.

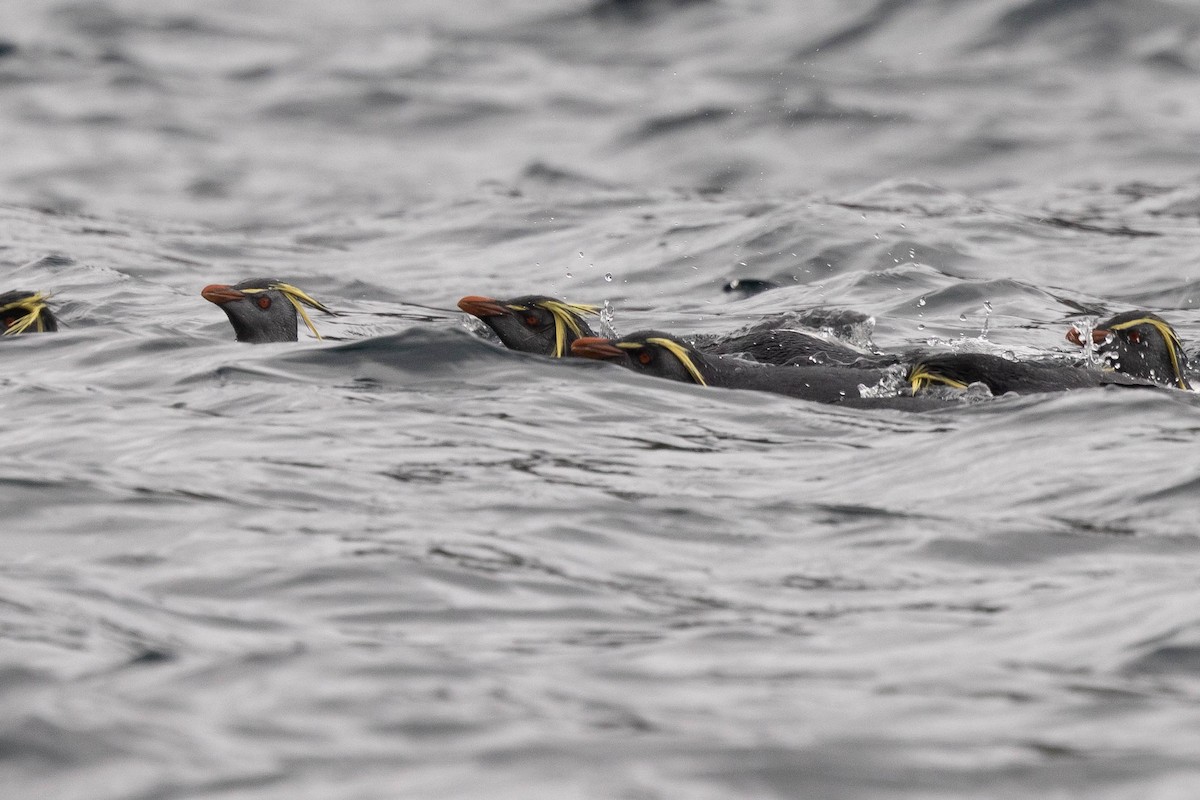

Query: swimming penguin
[0,290,57,335]
[905,343,1184,395]
[202,279,335,343]
[458,292,885,368]
[906,353,1114,395]
[1066,310,1192,390]
[569,330,943,409]
[457,295,600,357]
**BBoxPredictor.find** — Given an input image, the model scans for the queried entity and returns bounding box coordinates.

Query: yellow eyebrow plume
[0,292,50,336]
[1106,316,1191,390]
[535,299,599,358]
[241,283,335,340]
[908,364,969,392]
[645,337,707,386]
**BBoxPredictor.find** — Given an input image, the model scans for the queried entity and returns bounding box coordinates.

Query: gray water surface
[4,2,1200,798]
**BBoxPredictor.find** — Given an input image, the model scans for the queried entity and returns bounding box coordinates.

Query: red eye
[638,352,652,365]
[524,315,539,326]
[257,296,272,310]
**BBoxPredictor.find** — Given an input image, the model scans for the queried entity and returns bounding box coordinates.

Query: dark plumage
[458,293,885,369]
[1067,310,1191,390]
[570,329,928,407]
[722,278,780,297]
[907,349,1175,396]
[202,278,334,343]
[907,353,1113,395]
[689,308,886,367]
[0,290,57,335]
[704,327,897,368]
[457,295,600,357]
[908,311,1193,396]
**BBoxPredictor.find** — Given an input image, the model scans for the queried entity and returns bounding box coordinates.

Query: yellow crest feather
[241,283,334,340]
[535,299,599,358]
[1106,316,1190,390]
[908,365,969,392]
[645,337,707,386]
[0,292,50,336]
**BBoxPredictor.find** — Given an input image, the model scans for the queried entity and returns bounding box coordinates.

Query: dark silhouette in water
[701,326,896,368]
[722,278,780,297]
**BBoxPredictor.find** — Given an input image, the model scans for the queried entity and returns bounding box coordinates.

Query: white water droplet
[917,323,926,330]
[604,272,613,282]
[959,313,967,322]
[599,300,616,336]
[917,296,927,307]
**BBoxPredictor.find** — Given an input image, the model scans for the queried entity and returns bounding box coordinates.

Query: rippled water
[6,2,1200,798]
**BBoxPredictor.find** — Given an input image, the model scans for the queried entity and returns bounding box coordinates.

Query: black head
[0,290,57,335]
[457,294,599,357]
[1068,311,1190,390]
[202,278,334,343]
[572,329,711,385]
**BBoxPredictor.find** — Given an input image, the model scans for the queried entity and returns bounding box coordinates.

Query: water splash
[857,364,909,398]
[599,300,617,338]
[1070,316,1103,365]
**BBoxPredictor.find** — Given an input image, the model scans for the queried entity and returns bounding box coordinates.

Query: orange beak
[571,337,626,359]
[1066,326,1109,347]
[202,284,246,305]
[457,296,508,318]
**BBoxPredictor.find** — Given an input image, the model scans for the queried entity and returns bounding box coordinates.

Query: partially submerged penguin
[570,330,947,410]
[457,295,600,357]
[0,290,57,335]
[1067,310,1191,390]
[906,353,1122,394]
[907,310,1192,395]
[458,293,884,367]
[202,279,334,343]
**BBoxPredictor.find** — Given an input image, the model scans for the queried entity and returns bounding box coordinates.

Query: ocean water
[5,1,1200,798]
